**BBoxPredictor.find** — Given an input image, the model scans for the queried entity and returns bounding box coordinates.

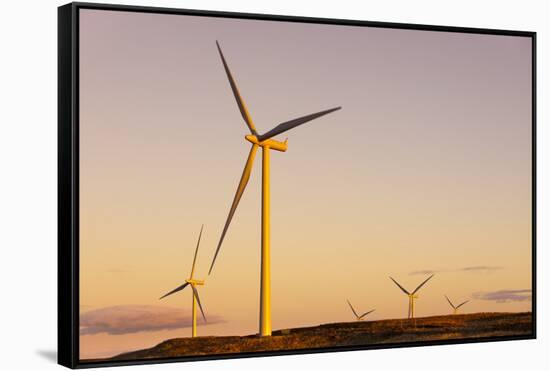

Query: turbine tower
[389,274,434,319]
[159,225,207,338]
[209,41,341,337]
[347,299,375,321]
[445,295,469,315]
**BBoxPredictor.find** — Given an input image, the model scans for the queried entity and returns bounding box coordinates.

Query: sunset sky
[79,9,532,359]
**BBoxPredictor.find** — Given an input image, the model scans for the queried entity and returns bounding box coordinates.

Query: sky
[78,9,533,359]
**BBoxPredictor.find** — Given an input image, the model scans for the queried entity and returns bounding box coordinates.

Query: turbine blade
[456,300,470,309]
[257,107,341,142]
[346,299,359,318]
[189,224,204,279]
[359,309,376,319]
[412,274,434,294]
[389,276,410,295]
[159,282,189,300]
[192,285,207,322]
[216,41,257,135]
[445,295,456,309]
[208,144,259,274]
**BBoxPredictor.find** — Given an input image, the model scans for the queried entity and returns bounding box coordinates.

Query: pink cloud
[472,289,532,303]
[80,305,223,335]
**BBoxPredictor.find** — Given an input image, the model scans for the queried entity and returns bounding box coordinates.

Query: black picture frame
[58,2,537,368]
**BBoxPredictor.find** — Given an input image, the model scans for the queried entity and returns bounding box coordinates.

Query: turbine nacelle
[186,279,205,286]
[245,135,288,152]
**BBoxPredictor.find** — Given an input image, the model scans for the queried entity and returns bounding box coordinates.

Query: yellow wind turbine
[389,274,434,319]
[346,299,375,321]
[445,295,469,315]
[208,41,341,337]
[159,225,207,338]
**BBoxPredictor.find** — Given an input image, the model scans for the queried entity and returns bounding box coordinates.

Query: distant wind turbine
[389,274,434,319]
[159,225,207,338]
[208,41,341,337]
[347,299,375,321]
[445,295,469,315]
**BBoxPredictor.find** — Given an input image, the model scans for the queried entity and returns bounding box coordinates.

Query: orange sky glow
[78,9,533,359]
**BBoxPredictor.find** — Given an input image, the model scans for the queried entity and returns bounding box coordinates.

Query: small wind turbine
[208,41,341,337]
[347,299,375,321]
[389,274,434,319]
[159,225,207,338]
[445,295,469,315]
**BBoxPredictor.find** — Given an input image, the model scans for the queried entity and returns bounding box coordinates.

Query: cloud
[408,270,439,276]
[472,289,532,303]
[80,305,223,335]
[459,266,503,273]
[408,266,504,276]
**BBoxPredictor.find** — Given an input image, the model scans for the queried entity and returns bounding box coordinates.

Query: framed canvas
[58,2,536,368]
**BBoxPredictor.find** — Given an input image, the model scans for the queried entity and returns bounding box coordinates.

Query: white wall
[0,0,545,370]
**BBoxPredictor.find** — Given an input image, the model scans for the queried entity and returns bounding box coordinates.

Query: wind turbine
[445,295,469,315]
[208,41,341,337]
[159,225,207,338]
[347,299,375,321]
[389,274,434,319]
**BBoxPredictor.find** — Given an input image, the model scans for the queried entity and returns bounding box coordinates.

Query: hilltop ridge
[86,312,532,362]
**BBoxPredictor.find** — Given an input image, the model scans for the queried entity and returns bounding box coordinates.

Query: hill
[102,312,532,362]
